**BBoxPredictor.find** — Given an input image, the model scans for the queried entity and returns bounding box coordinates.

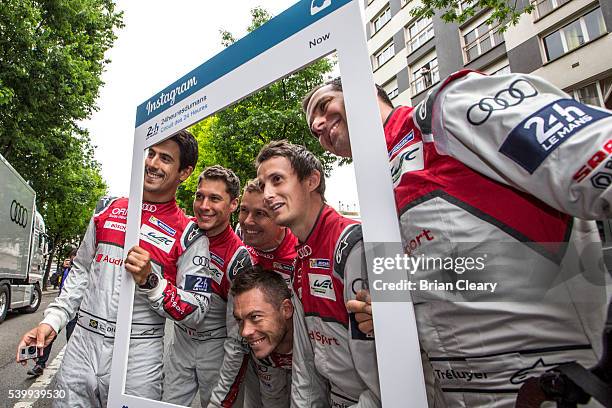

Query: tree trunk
[42,245,55,291]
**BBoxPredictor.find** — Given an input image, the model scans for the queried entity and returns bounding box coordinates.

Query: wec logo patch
[140,224,175,254]
[309,274,336,301]
[500,99,611,173]
[389,141,424,187]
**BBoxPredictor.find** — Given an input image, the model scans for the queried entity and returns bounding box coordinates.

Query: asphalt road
[0,290,201,408]
[0,289,66,408]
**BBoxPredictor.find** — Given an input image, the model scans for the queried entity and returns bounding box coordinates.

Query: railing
[407,22,434,53]
[410,65,440,95]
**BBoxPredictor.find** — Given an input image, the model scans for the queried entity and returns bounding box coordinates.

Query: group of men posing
[18,69,612,408]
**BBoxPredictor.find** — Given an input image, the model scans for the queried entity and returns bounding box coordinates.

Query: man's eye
[321,99,330,112]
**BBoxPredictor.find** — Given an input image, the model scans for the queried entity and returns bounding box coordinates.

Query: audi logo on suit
[10,200,28,228]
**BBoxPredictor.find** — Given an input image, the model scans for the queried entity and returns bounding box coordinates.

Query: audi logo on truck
[10,200,28,228]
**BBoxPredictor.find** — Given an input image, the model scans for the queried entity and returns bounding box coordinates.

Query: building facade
[364,0,612,107]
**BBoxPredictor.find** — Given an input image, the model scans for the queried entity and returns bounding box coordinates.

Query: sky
[83,0,359,211]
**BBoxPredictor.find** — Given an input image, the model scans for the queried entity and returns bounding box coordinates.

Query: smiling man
[232,267,293,408]
[256,140,381,408]
[162,165,253,408]
[303,75,612,406]
[239,179,297,285]
[17,130,207,407]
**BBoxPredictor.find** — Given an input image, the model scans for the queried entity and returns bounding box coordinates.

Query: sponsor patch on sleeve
[184,275,213,293]
[500,99,611,173]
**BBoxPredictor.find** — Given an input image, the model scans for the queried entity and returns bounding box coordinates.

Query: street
[0,290,202,408]
[0,289,66,408]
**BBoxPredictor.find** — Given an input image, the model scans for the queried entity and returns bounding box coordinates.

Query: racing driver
[303,74,612,406]
[16,130,210,407]
[257,140,381,407]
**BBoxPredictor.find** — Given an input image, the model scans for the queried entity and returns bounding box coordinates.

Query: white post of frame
[108,1,428,407]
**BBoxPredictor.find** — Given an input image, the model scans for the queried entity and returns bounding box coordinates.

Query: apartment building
[364,0,612,107]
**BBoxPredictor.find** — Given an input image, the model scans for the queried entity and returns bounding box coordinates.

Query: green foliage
[0,0,121,284]
[411,0,535,32]
[177,7,336,212]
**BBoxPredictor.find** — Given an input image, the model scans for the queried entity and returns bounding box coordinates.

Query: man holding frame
[162,165,253,408]
[303,74,612,406]
[16,131,212,407]
[256,140,381,407]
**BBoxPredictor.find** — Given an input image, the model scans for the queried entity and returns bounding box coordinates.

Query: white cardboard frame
[110,1,427,407]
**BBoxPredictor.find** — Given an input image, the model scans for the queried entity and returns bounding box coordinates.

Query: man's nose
[147,153,160,169]
[311,116,325,136]
[240,320,255,338]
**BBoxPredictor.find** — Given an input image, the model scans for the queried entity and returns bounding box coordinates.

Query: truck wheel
[0,284,9,323]
[21,284,42,314]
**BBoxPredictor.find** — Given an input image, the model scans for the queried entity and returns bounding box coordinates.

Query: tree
[41,146,107,289]
[177,7,337,211]
[0,0,121,285]
[411,0,534,31]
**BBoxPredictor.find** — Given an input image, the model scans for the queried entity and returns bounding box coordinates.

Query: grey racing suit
[384,70,612,406]
[163,224,253,407]
[41,197,210,407]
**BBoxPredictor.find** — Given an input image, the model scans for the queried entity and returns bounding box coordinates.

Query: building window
[462,20,504,63]
[411,57,440,95]
[457,0,477,14]
[543,7,606,61]
[406,17,434,53]
[383,78,399,99]
[374,41,395,69]
[569,78,612,107]
[532,0,570,19]
[400,0,411,7]
[372,6,391,34]
[492,64,511,75]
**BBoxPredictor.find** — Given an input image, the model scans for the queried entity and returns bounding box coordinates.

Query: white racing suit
[163,224,253,407]
[41,197,210,407]
[384,71,612,406]
[291,205,381,408]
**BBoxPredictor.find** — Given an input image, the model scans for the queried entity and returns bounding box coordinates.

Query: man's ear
[281,298,293,320]
[229,197,239,213]
[306,170,321,194]
[179,166,194,183]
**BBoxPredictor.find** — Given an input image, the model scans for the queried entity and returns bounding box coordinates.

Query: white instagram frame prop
[110,0,427,406]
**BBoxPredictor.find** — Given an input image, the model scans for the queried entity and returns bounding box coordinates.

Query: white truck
[0,152,47,323]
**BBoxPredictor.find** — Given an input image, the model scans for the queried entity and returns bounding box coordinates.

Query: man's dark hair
[169,130,199,171]
[255,140,326,197]
[198,165,241,200]
[243,178,263,195]
[231,267,291,309]
[68,248,78,258]
[301,77,394,114]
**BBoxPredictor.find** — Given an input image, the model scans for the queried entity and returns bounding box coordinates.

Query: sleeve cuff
[142,278,167,302]
[41,312,65,335]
